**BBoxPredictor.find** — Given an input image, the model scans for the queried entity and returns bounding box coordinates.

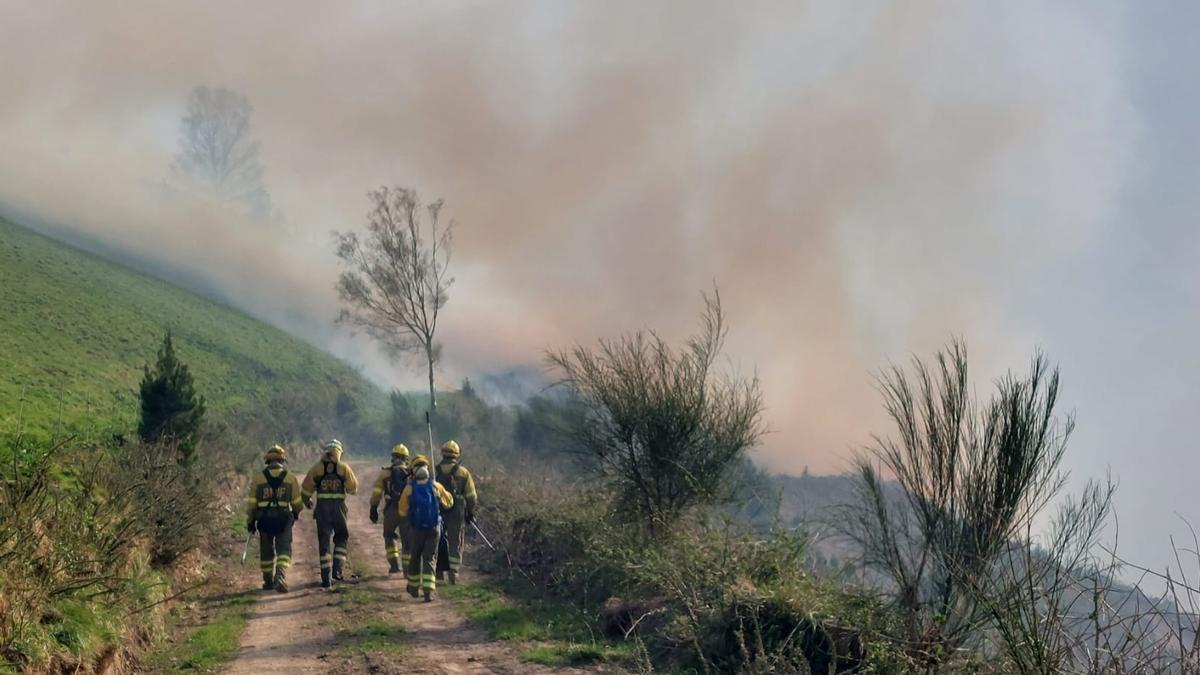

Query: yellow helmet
[441,440,461,458]
[391,444,410,459]
[410,454,431,469]
[264,444,287,463]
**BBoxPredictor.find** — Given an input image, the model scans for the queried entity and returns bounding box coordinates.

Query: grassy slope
[0,216,382,440]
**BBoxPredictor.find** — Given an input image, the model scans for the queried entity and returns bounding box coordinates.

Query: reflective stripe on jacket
[246,464,304,520]
[301,459,359,501]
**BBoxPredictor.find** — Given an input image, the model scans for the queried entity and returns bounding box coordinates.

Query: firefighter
[301,439,359,590]
[435,440,478,584]
[369,444,411,574]
[397,455,454,601]
[246,444,303,593]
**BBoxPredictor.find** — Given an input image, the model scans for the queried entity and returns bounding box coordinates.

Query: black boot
[274,568,289,593]
[261,572,274,591]
[388,559,400,574]
[321,568,331,590]
[332,559,344,581]
[423,588,432,603]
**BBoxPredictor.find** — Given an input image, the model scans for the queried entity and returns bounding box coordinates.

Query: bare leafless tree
[334,186,453,448]
[548,289,765,530]
[171,86,271,217]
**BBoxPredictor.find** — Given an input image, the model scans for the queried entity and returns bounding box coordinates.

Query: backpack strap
[439,461,463,495]
[260,468,287,508]
[317,461,346,500]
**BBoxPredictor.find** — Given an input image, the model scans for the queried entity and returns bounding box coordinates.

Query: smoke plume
[0,2,1133,473]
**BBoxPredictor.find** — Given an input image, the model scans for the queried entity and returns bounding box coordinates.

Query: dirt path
[222,461,592,674]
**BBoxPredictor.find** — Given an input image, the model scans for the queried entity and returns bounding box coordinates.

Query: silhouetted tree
[171,85,271,217]
[334,186,454,450]
[138,331,206,463]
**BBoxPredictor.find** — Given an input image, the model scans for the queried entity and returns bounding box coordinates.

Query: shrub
[842,340,1110,671]
[477,465,911,674]
[547,290,765,531]
[116,439,221,567]
[0,432,219,669]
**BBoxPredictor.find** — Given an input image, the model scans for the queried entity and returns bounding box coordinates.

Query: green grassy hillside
[0,217,384,442]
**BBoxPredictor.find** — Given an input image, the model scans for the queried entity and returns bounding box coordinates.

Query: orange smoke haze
[0,2,1133,473]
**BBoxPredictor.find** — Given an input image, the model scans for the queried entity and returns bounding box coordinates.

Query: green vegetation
[443,580,633,667]
[0,432,241,671]
[548,290,765,529]
[146,592,255,673]
[444,582,591,642]
[40,600,123,667]
[0,216,1156,672]
[139,330,207,462]
[334,620,408,656]
[479,469,911,673]
[336,586,381,610]
[0,216,395,671]
[0,217,385,444]
[522,642,632,666]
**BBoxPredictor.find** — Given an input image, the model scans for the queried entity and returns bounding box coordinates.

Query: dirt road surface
[223,461,596,674]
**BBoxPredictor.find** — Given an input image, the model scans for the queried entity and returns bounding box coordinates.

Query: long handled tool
[471,521,496,551]
[240,532,253,565]
[426,411,435,455]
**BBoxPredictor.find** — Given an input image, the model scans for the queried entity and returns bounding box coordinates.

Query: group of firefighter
[244,437,478,602]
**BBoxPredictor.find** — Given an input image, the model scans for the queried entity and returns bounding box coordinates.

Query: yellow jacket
[396,479,454,518]
[436,459,478,508]
[370,464,408,508]
[301,458,359,502]
[246,464,304,520]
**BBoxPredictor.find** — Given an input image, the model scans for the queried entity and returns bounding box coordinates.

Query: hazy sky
[1,2,1196,565]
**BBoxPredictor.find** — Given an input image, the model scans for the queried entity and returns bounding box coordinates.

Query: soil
[221,461,601,674]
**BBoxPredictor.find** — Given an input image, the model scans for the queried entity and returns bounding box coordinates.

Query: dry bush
[0,433,222,669]
[116,440,222,567]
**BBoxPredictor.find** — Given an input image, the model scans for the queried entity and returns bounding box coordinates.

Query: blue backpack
[409,481,440,531]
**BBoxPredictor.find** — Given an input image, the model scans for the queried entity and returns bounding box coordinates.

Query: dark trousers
[315,501,349,572]
[259,523,293,580]
[441,504,465,572]
[381,506,406,565]
[406,525,440,592]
